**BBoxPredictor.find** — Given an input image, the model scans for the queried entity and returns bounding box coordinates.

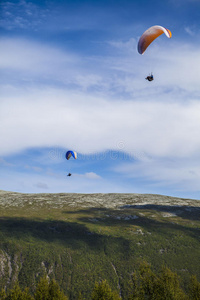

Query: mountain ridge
[1,190,200,209]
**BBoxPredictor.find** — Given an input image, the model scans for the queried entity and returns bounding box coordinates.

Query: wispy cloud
[0,38,79,87]
[1,36,200,95]
[25,165,43,172]
[0,158,15,167]
[114,155,200,192]
[35,182,49,190]
[77,172,102,179]
[184,26,195,36]
[0,0,50,31]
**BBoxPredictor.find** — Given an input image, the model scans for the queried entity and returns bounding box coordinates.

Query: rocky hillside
[1,189,200,208]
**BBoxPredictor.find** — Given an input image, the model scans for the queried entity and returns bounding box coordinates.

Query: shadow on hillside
[63,205,200,242]
[120,204,200,221]
[0,216,131,255]
[64,203,200,221]
[0,203,199,252]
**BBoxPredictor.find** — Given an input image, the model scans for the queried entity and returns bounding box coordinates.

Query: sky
[1,0,200,198]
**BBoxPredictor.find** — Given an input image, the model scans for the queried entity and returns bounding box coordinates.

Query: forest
[1,263,200,299]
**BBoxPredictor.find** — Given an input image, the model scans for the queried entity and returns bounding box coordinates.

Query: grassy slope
[0,191,199,299]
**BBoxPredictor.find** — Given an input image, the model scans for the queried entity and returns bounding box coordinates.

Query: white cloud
[0,38,113,92]
[35,182,49,190]
[108,38,136,52]
[1,37,200,96]
[114,156,200,192]
[0,38,78,78]
[77,172,102,179]
[185,26,195,36]
[1,36,200,195]
[25,165,43,172]
[1,85,200,161]
[0,158,14,167]
[0,0,50,31]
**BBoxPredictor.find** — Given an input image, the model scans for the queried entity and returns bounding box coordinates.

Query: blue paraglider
[66,150,77,160]
[66,150,77,177]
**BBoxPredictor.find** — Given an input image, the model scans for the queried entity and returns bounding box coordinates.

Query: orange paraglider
[138,25,172,55]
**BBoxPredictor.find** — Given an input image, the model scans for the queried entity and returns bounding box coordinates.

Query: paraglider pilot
[145,73,154,81]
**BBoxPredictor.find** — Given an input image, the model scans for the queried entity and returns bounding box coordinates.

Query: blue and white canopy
[66,150,77,160]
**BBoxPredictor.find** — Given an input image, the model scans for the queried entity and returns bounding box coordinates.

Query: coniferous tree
[34,277,50,300]
[77,291,84,300]
[127,272,140,300]
[91,280,121,300]
[128,263,188,300]
[138,261,157,299]
[48,279,68,300]
[188,275,200,300]
[5,283,34,300]
[0,288,6,300]
[34,276,68,300]
[154,266,188,300]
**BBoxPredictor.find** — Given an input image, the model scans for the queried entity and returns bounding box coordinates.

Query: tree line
[0,262,200,300]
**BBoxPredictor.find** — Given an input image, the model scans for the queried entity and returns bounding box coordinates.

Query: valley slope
[0,190,200,299]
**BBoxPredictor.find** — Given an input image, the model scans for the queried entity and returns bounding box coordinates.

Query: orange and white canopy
[138,25,172,55]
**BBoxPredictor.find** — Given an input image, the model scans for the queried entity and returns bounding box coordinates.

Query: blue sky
[1,0,200,198]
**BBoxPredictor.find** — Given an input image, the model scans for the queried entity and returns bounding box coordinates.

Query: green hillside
[0,191,200,299]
